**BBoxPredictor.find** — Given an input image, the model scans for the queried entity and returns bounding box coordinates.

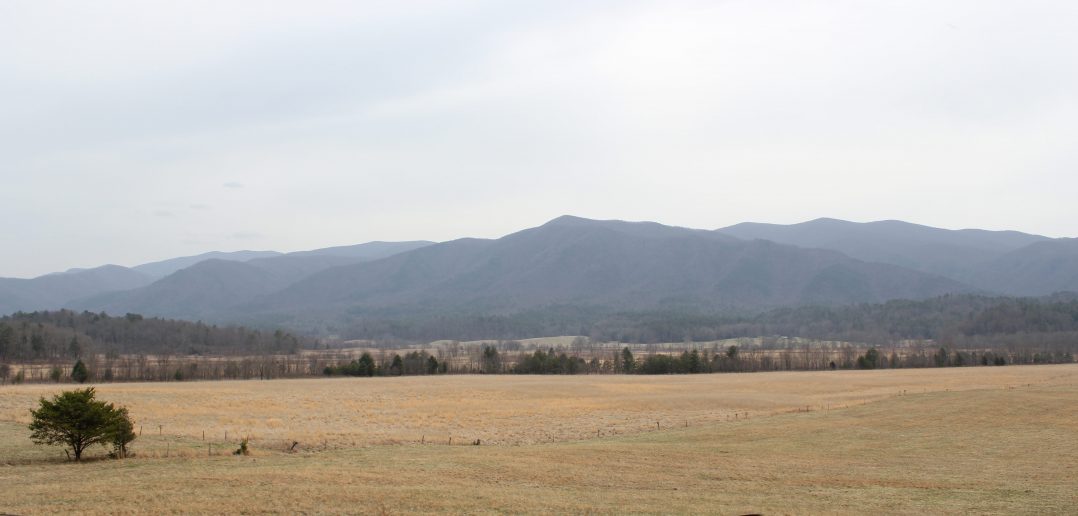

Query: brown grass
[1,364,1076,514]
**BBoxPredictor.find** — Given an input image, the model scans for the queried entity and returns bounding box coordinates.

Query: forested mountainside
[1,241,432,316]
[234,216,971,327]
[717,218,1078,295]
[6,217,1078,342]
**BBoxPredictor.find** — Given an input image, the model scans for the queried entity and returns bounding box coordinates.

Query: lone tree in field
[28,387,136,461]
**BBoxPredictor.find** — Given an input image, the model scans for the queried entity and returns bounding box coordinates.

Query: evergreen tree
[71,359,90,383]
[357,352,376,376]
[108,406,136,458]
[621,347,635,373]
[28,387,136,461]
[68,336,82,358]
[856,348,880,369]
[481,346,501,374]
[687,349,702,373]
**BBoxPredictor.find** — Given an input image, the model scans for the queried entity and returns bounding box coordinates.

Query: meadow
[2,364,1077,514]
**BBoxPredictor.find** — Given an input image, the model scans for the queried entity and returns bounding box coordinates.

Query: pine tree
[621,347,635,373]
[71,359,90,383]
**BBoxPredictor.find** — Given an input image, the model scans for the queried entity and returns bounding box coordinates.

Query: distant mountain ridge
[70,241,434,318]
[718,218,1049,280]
[716,218,1074,295]
[2,241,434,315]
[133,250,283,278]
[0,265,153,316]
[5,217,1078,339]
[971,238,1078,296]
[233,216,972,329]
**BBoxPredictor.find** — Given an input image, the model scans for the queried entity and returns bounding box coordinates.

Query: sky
[2,0,1077,278]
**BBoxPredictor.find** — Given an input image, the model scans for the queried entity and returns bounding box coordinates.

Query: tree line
[329,293,1078,350]
[321,341,1072,378]
[4,337,1073,385]
[323,350,447,376]
[0,310,313,362]
[4,295,1077,384]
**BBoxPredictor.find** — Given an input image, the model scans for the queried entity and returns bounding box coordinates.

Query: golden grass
[2,366,1068,448]
[1,364,1077,514]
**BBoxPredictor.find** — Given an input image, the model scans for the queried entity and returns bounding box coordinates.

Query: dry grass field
[2,364,1077,514]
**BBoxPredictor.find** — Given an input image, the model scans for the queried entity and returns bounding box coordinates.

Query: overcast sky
[2,0,1076,278]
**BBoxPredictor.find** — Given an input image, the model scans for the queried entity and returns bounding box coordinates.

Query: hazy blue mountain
[970,238,1078,296]
[0,265,153,315]
[717,218,1051,284]
[243,216,973,321]
[125,242,432,280]
[284,241,433,259]
[74,241,436,319]
[79,259,290,319]
[132,250,283,278]
[22,217,1078,328]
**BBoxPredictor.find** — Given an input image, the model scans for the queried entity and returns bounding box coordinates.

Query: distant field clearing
[2,365,1074,450]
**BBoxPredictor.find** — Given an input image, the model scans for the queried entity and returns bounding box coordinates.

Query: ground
[1,364,1076,514]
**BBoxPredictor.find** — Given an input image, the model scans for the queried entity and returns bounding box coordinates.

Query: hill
[970,238,1078,296]
[242,216,972,330]
[284,240,434,259]
[0,265,153,316]
[717,218,1049,283]
[14,216,1078,340]
[74,241,434,319]
[132,250,282,278]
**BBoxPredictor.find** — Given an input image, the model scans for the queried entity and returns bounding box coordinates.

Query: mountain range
[715,218,1078,295]
[2,216,1076,336]
[0,242,431,317]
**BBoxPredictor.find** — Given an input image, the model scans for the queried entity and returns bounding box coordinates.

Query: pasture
[2,364,1077,514]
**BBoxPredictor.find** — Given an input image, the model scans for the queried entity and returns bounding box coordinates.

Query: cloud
[222,182,244,189]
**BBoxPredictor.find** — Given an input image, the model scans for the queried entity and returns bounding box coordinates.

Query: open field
[2,364,1077,513]
[2,366,1071,448]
